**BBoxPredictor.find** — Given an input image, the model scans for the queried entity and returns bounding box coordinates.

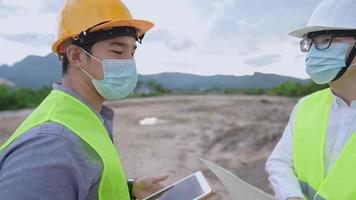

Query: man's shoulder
[1,121,103,170]
[10,121,85,150]
[0,122,102,200]
[304,88,331,100]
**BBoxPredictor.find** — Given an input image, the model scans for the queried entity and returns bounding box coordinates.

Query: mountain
[141,72,308,90]
[0,53,308,90]
[0,54,61,88]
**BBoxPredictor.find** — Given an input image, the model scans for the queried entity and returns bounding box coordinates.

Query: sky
[0,0,323,78]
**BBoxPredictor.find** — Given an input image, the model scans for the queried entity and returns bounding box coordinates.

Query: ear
[66,45,89,70]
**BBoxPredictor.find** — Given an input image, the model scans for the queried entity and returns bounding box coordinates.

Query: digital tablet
[143,171,213,200]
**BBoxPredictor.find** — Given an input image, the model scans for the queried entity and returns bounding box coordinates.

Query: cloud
[2,33,54,47]
[38,0,63,14]
[192,0,323,55]
[0,0,27,17]
[245,54,283,67]
[197,0,322,40]
[0,0,57,35]
[146,30,196,51]
[0,0,324,79]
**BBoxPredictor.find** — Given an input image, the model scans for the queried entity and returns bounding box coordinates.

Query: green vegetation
[268,81,329,97]
[129,81,171,98]
[223,81,328,97]
[0,81,329,111]
[224,88,267,95]
[0,85,51,111]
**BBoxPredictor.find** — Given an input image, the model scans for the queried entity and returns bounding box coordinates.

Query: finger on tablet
[153,174,169,183]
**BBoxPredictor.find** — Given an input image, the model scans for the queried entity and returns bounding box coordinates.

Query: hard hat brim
[52,19,154,53]
[289,26,356,38]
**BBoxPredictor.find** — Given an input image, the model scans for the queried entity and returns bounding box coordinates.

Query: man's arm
[0,132,97,200]
[265,101,305,200]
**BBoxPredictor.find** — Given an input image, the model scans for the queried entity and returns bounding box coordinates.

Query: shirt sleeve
[265,100,305,200]
[0,131,97,200]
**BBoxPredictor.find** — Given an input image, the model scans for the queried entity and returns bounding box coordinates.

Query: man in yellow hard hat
[0,0,168,199]
[266,0,356,199]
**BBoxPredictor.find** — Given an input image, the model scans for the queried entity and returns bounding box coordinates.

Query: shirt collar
[331,92,356,110]
[52,83,114,138]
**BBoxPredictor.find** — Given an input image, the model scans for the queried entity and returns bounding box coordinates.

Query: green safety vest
[0,90,130,200]
[293,88,356,200]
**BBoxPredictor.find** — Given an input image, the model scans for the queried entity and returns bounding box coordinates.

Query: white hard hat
[289,0,356,38]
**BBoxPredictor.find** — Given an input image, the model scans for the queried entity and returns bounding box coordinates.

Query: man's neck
[62,75,104,113]
[330,76,356,106]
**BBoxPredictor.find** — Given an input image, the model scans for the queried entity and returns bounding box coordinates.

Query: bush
[268,81,328,97]
[0,85,51,111]
[0,81,329,111]
[223,81,328,97]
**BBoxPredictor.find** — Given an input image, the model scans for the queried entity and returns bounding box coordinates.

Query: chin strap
[332,44,356,82]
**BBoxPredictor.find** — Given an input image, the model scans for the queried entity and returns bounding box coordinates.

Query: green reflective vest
[0,90,130,200]
[293,88,356,200]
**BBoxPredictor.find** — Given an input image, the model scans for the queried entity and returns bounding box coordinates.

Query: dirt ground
[0,95,297,199]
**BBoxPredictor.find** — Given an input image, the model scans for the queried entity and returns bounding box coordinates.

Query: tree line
[0,81,328,111]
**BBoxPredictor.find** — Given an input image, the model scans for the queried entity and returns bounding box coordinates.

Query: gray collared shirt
[0,83,117,200]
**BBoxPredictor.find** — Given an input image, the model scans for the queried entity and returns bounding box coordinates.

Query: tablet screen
[145,175,205,200]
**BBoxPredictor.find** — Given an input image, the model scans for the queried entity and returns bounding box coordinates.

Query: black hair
[306,30,356,39]
[62,54,70,76]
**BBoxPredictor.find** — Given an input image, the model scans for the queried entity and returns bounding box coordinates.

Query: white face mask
[305,43,350,84]
[80,48,138,101]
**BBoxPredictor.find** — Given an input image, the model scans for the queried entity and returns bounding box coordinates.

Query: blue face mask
[305,43,350,84]
[80,48,138,101]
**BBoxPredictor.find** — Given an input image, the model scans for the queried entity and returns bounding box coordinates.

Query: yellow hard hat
[52,0,154,54]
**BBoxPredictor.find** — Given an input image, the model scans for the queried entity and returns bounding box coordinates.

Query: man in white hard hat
[266,0,356,199]
[0,0,168,199]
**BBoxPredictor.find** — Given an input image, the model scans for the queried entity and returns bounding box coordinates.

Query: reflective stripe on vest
[0,90,130,200]
[293,88,356,200]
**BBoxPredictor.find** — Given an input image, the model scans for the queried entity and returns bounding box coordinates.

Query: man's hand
[287,197,304,200]
[132,174,169,199]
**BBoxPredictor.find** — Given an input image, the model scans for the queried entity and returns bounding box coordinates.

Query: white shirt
[265,93,356,200]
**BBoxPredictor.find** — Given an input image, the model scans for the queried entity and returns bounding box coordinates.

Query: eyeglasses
[300,35,335,52]
[299,30,356,52]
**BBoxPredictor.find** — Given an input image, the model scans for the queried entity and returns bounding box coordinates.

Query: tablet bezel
[143,171,212,200]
